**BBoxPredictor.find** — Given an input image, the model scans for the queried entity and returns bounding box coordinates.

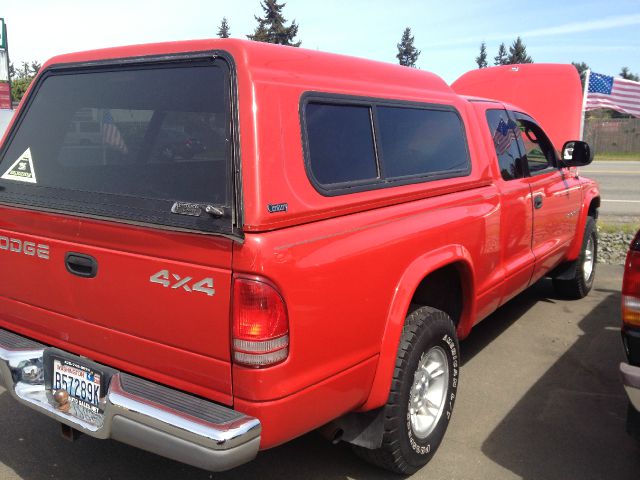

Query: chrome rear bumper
[621,362,640,412]
[0,328,261,471]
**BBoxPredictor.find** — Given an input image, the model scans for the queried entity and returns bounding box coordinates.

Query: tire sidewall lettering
[405,332,458,456]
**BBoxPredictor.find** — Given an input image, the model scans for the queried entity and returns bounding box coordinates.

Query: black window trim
[302,99,382,188]
[300,92,472,197]
[485,107,560,181]
[0,50,244,239]
[510,110,559,177]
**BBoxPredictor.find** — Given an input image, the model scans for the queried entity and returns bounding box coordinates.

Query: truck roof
[33,39,581,232]
[36,39,484,232]
[44,38,457,99]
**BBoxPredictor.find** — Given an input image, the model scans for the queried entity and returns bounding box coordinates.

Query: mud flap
[548,259,578,280]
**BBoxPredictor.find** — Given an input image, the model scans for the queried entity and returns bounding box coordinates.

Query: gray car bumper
[0,328,261,471]
[620,362,640,412]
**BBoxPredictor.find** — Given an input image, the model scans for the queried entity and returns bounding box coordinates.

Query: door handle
[534,195,543,209]
[65,252,98,278]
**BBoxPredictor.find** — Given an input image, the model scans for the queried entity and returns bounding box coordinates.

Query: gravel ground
[598,229,635,265]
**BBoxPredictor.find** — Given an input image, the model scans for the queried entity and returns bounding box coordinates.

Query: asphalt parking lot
[0,264,638,479]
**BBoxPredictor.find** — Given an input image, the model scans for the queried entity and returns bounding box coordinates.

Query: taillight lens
[622,231,640,327]
[232,277,289,367]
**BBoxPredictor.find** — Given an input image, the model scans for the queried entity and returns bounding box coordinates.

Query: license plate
[52,358,103,413]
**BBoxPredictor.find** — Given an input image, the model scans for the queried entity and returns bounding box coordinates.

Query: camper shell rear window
[0,56,235,235]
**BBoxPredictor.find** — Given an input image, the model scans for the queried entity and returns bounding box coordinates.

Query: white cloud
[521,14,640,38]
[429,14,640,47]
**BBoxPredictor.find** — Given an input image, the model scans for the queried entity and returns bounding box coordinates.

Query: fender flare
[359,244,475,411]
[566,184,600,261]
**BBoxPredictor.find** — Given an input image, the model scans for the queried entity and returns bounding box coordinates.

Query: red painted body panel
[528,169,582,283]
[452,63,583,151]
[236,356,378,449]
[567,177,601,260]
[232,186,500,404]
[359,244,478,411]
[0,39,600,454]
[0,205,234,404]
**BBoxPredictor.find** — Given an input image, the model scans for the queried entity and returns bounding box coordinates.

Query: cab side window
[513,114,557,174]
[485,109,525,181]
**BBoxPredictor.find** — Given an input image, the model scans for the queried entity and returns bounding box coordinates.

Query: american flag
[585,72,640,118]
[493,117,518,155]
[101,110,128,154]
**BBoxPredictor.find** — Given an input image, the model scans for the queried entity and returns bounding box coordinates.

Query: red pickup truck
[0,39,599,474]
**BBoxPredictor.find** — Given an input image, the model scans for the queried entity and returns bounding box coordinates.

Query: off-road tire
[354,306,459,474]
[553,216,597,299]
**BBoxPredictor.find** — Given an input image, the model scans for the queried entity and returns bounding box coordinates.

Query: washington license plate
[52,358,103,413]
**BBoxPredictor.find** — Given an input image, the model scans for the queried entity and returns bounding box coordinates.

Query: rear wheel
[355,306,459,474]
[553,216,597,299]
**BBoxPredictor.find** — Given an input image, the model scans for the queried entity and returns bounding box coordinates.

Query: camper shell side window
[301,94,471,196]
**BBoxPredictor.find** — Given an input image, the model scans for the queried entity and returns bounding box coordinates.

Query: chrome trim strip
[0,328,261,471]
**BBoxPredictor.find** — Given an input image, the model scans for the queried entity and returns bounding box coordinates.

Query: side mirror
[561,140,593,167]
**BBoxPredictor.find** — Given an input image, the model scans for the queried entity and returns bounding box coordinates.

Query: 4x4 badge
[1,148,37,184]
[150,269,215,296]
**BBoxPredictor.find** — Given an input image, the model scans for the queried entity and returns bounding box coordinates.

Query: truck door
[485,109,535,306]
[510,112,582,284]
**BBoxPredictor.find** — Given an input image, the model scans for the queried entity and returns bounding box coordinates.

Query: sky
[1,0,639,83]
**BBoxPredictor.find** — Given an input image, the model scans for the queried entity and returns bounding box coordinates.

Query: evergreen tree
[7,60,41,101]
[475,42,488,69]
[507,37,533,64]
[217,17,230,38]
[19,61,30,79]
[572,61,589,89]
[30,61,41,75]
[396,27,420,68]
[8,61,40,81]
[248,0,301,47]
[494,43,508,66]
[620,67,640,82]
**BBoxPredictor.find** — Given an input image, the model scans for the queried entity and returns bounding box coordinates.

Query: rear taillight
[622,232,640,327]
[232,276,289,367]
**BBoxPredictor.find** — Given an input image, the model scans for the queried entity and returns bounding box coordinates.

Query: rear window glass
[377,106,469,178]
[0,61,232,234]
[305,103,378,185]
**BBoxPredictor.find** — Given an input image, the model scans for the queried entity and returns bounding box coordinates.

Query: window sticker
[1,148,37,183]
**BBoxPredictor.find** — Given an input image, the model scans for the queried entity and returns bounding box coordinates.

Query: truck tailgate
[0,58,237,404]
[0,205,233,404]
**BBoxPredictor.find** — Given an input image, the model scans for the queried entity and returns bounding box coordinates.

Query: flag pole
[4,21,13,108]
[579,69,591,141]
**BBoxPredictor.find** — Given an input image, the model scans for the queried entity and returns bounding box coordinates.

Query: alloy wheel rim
[583,236,595,282]
[408,346,449,439]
